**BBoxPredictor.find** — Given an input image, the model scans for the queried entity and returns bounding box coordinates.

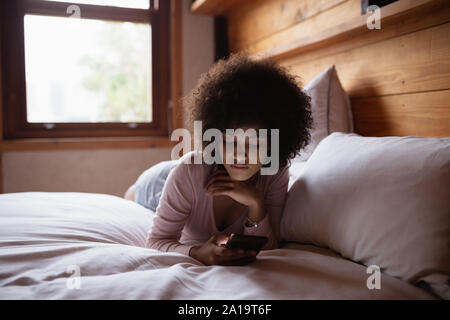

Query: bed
[0,192,435,299]
[1,63,448,300]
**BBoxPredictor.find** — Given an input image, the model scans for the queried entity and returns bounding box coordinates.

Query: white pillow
[288,161,307,190]
[281,133,450,299]
[0,192,155,248]
[295,65,353,161]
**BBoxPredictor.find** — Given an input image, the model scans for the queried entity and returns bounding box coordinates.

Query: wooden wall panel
[231,0,360,54]
[190,0,247,15]
[285,23,450,98]
[170,0,184,131]
[352,90,450,137]
[0,152,2,193]
[221,0,450,137]
[229,0,437,56]
[279,0,450,67]
[227,0,347,52]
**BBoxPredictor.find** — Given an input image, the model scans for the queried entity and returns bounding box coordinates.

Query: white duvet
[0,192,434,299]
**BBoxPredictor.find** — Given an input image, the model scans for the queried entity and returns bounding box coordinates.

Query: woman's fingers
[215,246,255,261]
[206,174,232,189]
[211,234,230,247]
[210,240,258,265]
[208,188,234,197]
[207,181,235,191]
[211,170,229,177]
[231,256,257,266]
[214,245,243,257]
[206,175,237,195]
[219,254,257,266]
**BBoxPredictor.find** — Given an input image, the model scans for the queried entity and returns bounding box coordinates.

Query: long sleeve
[242,165,289,249]
[146,160,196,256]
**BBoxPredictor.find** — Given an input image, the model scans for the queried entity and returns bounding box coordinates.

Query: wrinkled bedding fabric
[0,192,434,300]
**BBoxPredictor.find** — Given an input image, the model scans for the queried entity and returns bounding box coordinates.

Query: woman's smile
[230,164,249,170]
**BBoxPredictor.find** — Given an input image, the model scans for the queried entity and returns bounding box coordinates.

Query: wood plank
[234,0,360,53]
[170,0,184,131]
[228,0,347,53]
[352,90,450,137]
[284,23,450,98]
[0,136,173,151]
[0,152,2,193]
[25,0,152,23]
[0,24,3,192]
[0,27,3,142]
[237,0,433,57]
[280,0,450,67]
[190,0,249,15]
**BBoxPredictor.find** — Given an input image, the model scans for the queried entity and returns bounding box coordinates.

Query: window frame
[361,0,399,14]
[0,0,170,139]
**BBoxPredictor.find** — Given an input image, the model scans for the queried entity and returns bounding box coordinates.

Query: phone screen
[225,234,268,252]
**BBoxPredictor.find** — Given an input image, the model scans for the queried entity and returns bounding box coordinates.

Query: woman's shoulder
[259,164,289,188]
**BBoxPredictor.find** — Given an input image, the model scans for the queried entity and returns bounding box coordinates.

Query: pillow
[288,160,308,190]
[281,133,450,299]
[294,65,353,161]
[134,160,178,211]
[0,192,155,248]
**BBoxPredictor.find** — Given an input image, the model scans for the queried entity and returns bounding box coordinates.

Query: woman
[124,53,312,266]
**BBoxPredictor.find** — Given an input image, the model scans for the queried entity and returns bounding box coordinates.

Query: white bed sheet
[0,192,434,299]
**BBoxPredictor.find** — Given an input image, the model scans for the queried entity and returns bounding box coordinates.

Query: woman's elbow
[124,184,136,201]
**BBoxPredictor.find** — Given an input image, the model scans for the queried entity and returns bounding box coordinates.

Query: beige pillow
[281,133,450,299]
[295,65,353,161]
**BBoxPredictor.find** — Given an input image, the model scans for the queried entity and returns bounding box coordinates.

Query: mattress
[0,192,434,299]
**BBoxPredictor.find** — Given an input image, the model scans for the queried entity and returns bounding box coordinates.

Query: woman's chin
[224,165,260,181]
[229,174,251,181]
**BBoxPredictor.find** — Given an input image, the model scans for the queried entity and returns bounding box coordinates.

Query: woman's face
[221,125,265,181]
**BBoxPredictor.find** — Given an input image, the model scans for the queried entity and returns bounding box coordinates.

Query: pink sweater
[146,152,289,256]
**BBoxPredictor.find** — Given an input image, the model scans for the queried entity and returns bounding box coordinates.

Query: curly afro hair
[184,52,313,168]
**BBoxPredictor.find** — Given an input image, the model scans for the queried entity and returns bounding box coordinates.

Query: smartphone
[224,233,268,252]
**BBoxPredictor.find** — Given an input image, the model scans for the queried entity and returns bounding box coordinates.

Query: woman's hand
[189,234,257,266]
[205,169,263,209]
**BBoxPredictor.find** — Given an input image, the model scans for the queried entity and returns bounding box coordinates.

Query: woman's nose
[233,142,249,163]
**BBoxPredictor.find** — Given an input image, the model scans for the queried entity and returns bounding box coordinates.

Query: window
[361,0,399,14]
[1,0,169,138]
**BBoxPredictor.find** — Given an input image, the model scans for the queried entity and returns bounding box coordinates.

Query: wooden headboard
[191,0,450,137]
